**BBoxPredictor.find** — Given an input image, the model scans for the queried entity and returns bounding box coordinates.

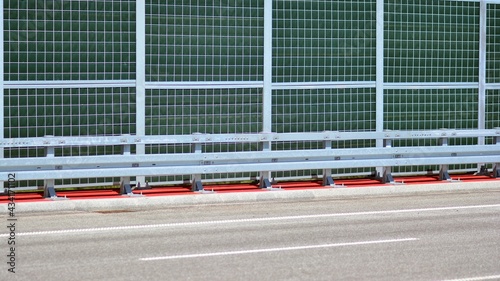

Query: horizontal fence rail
[1,129,499,148]
[2,145,499,180]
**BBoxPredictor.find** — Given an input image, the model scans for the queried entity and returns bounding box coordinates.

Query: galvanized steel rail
[1,129,499,198]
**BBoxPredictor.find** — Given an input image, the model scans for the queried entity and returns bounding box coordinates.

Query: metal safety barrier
[1,129,499,198]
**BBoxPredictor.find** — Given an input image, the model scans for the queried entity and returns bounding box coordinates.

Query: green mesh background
[4,88,135,138]
[146,0,264,82]
[486,90,500,130]
[273,88,376,133]
[146,88,262,135]
[487,4,500,83]
[384,89,478,131]
[273,0,376,83]
[4,0,136,81]
[385,1,479,83]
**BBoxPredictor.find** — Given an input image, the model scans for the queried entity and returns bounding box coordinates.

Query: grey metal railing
[1,129,499,198]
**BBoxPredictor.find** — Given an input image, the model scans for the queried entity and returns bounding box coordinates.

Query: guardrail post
[259,139,273,188]
[438,136,452,181]
[322,140,335,186]
[191,143,204,191]
[43,144,58,198]
[120,142,133,195]
[380,138,395,183]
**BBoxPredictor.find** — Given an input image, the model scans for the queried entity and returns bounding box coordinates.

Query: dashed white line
[442,275,500,281]
[2,203,499,237]
[139,238,419,261]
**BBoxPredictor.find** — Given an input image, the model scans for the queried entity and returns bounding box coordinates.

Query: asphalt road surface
[1,189,500,281]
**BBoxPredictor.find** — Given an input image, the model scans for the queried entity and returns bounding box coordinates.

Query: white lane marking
[442,275,500,281]
[2,203,499,237]
[139,238,419,261]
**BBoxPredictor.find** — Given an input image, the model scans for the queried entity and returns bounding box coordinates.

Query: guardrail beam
[2,130,500,191]
[3,129,498,148]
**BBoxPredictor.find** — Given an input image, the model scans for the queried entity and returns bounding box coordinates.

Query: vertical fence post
[260,0,273,188]
[263,0,272,133]
[135,0,146,187]
[375,0,385,179]
[478,0,487,172]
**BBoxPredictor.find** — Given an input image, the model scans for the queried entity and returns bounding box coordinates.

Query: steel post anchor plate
[44,185,68,200]
[323,175,345,188]
[191,180,215,193]
[120,183,143,197]
[259,178,272,189]
[373,170,404,185]
[259,178,282,191]
[439,170,461,182]
[323,175,335,186]
[192,180,204,192]
[474,165,490,176]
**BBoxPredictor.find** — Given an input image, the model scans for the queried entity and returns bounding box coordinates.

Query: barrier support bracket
[493,163,500,178]
[120,177,143,197]
[259,177,273,189]
[322,140,343,187]
[44,181,67,200]
[192,178,204,192]
[323,175,335,186]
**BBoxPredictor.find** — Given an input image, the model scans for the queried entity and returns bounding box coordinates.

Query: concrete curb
[2,180,500,213]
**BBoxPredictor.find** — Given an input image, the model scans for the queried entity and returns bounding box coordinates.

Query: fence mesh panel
[273,0,376,83]
[4,0,135,81]
[385,0,479,83]
[4,88,135,138]
[273,88,375,133]
[487,4,500,83]
[146,0,264,82]
[146,88,262,135]
[385,89,478,131]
